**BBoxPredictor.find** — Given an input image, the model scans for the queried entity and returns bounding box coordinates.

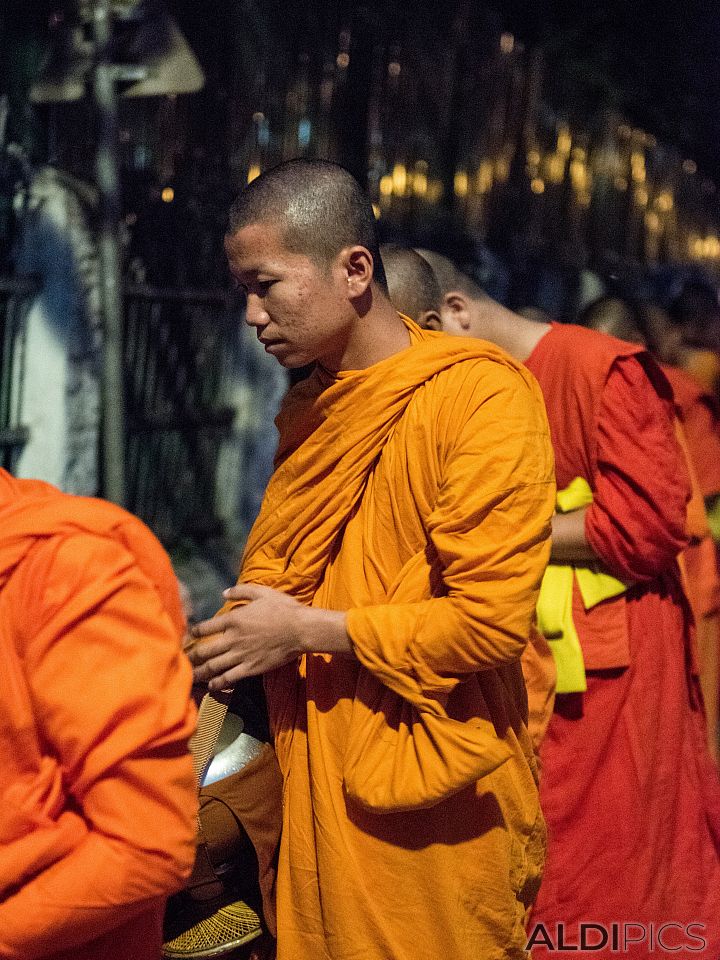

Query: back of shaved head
[228,159,387,288]
[415,248,487,302]
[381,244,441,320]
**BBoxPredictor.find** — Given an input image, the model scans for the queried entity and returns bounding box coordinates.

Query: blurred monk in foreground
[0,468,197,960]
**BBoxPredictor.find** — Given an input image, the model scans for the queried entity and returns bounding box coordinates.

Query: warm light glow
[379,175,393,197]
[247,164,261,184]
[372,203,381,219]
[476,160,494,194]
[530,177,545,195]
[703,235,720,258]
[392,163,408,195]
[161,187,174,203]
[630,151,646,184]
[412,171,428,197]
[557,126,572,156]
[454,171,469,197]
[655,190,674,213]
[634,187,649,207]
[570,160,589,192]
[495,155,510,183]
[336,52,350,69]
[527,149,541,167]
[690,235,704,258]
[645,211,661,234]
[546,153,566,185]
[500,32,515,54]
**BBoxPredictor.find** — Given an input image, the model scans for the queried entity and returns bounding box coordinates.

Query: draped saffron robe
[525,324,720,957]
[236,319,555,960]
[0,470,197,960]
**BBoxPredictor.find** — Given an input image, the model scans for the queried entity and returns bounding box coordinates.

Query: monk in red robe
[0,469,197,960]
[418,251,720,957]
[187,160,556,960]
[583,295,720,758]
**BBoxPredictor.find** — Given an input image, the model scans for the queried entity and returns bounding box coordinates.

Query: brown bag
[163,742,283,957]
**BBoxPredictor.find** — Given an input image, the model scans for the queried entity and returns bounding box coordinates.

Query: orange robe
[525,325,720,957]
[0,470,197,960]
[237,318,555,959]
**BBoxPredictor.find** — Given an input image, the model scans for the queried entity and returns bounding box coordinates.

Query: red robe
[526,325,720,957]
[662,363,720,502]
[0,470,197,960]
[663,363,720,758]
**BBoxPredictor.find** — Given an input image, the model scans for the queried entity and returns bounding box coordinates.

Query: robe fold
[0,470,197,960]
[236,318,555,959]
[525,324,720,957]
[664,362,720,756]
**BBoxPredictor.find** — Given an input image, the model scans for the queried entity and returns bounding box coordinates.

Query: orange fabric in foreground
[236,319,555,959]
[0,470,197,960]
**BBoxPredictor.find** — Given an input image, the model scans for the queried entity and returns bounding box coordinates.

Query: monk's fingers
[207,664,254,691]
[192,648,249,686]
[190,612,236,640]
[184,629,237,665]
[223,583,279,602]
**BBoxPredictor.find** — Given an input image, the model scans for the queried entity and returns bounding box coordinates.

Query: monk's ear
[341,246,374,298]
[442,292,472,334]
[418,309,442,331]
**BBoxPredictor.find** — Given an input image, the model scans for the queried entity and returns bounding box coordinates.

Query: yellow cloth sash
[536,477,627,693]
[707,495,720,543]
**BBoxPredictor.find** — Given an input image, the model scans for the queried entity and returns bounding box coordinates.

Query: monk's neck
[472,304,551,363]
[324,300,411,373]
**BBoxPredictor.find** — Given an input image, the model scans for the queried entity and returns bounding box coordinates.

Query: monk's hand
[186,584,309,689]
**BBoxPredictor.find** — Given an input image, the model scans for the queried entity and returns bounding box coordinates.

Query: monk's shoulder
[427,353,546,420]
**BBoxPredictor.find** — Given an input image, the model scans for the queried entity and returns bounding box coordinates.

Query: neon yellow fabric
[707,495,720,542]
[537,477,627,693]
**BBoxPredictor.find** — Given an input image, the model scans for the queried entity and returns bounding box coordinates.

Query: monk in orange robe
[418,252,720,957]
[0,468,197,960]
[187,160,556,960]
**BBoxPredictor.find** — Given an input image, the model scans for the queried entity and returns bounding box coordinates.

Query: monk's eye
[257,280,275,295]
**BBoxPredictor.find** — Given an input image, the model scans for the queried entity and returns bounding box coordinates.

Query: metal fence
[123,283,237,546]
[0,275,40,471]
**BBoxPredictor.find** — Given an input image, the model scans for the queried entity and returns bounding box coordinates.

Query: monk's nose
[244,293,268,329]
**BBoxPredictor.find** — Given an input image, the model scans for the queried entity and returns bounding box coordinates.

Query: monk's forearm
[299,607,355,656]
[550,508,598,564]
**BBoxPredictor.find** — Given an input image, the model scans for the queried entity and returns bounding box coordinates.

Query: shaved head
[381,245,441,320]
[581,296,647,346]
[228,159,387,288]
[414,249,487,302]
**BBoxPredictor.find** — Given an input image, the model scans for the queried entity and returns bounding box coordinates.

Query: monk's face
[225,222,358,369]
